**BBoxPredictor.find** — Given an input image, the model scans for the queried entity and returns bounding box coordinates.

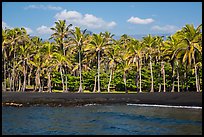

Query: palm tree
[3,28,27,92]
[164,34,184,92]
[142,35,157,92]
[52,52,72,92]
[18,44,33,92]
[70,27,89,93]
[105,42,120,93]
[50,20,73,92]
[89,33,107,93]
[117,42,133,93]
[129,38,144,93]
[28,53,43,92]
[40,42,56,92]
[2,29,9,91]
[176,24,202,92]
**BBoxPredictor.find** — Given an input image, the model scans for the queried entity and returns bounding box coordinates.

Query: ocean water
[2,104,202,135]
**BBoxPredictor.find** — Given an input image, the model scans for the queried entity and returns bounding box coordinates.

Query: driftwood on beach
[2,92,202,107]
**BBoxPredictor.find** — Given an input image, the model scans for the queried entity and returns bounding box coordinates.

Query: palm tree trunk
[149,55,154,92]
[171,64,175,92]
[177,62,180,92]
[3,58,7,92]
[78,51,83,93]
[108,69,113,93]
[18,75,21,92]
[28,67,33,86]
[185,65,188,92]
[193,54,199,92]
[38,69,42,92]
[60,66,65,92]
[93,75,97,92]
[65,74,68,92]
[97,50,101,93]
[22,61,27,92]
[136,71,139,92]
[47,70,52,93]
[197,67,201,92]
[35,68,41,92]
[12,62,15,92]
[139,58,142,93]
[158,56,161,92]
[161,61,166,92]
[12,46,16,92]
[9,73,12,92]
[35,72,37,91]
[123,71,127,93]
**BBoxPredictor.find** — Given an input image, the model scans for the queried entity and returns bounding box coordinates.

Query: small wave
[84,103,98,106]
[126,104,202,109]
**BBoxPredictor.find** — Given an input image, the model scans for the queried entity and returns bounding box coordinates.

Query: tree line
[2,20,202,93]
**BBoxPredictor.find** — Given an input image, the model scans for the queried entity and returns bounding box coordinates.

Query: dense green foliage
[2,20,202,93]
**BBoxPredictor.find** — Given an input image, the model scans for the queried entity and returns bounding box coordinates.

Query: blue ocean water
[2,104,202,135]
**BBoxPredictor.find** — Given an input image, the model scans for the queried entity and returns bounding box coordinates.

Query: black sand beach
[2,92,202,107]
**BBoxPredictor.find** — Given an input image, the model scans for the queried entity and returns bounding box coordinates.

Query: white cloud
[127,17,154,24]
[107,21,117,27]
[23,27,33,34]
[2,21,12,29]
[36,25,54,34]
[55,10,116,29]
[55,10,82,20]
[25,5,62,10]
[2,21,33,34]
[151,25,179,33]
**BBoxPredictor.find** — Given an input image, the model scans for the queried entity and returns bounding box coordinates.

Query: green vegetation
[2,20,202,93]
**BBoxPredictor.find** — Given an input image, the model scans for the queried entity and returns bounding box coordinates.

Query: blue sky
[2,2,202,39]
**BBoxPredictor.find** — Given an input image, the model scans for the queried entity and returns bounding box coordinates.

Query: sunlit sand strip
[126,103,202,109]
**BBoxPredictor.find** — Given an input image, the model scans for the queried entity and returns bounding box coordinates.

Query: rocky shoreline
[2,92,202,107]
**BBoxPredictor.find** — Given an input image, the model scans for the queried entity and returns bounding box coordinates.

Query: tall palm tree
[164,34,184,92]
[28,53,43,92]
[105,42,120,93]
[89,33,107,93]
[70,27,89,93]
[129,38,144,92]
[52,52,72,92]
[10,28,31,92]
[142,35,157,92]
[118,48,132,93]
[40,42,56,92]
[50,20,73,92]
[176,24,202,92]
[2,29,9,91]
[155,36,168,92]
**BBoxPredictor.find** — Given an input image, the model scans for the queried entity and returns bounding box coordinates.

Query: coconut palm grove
[2,20,202,93]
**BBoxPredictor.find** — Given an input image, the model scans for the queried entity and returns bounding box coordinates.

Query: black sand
[2,92,202,107]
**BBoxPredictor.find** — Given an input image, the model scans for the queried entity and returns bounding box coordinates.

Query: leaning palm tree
[70,27,89,93]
